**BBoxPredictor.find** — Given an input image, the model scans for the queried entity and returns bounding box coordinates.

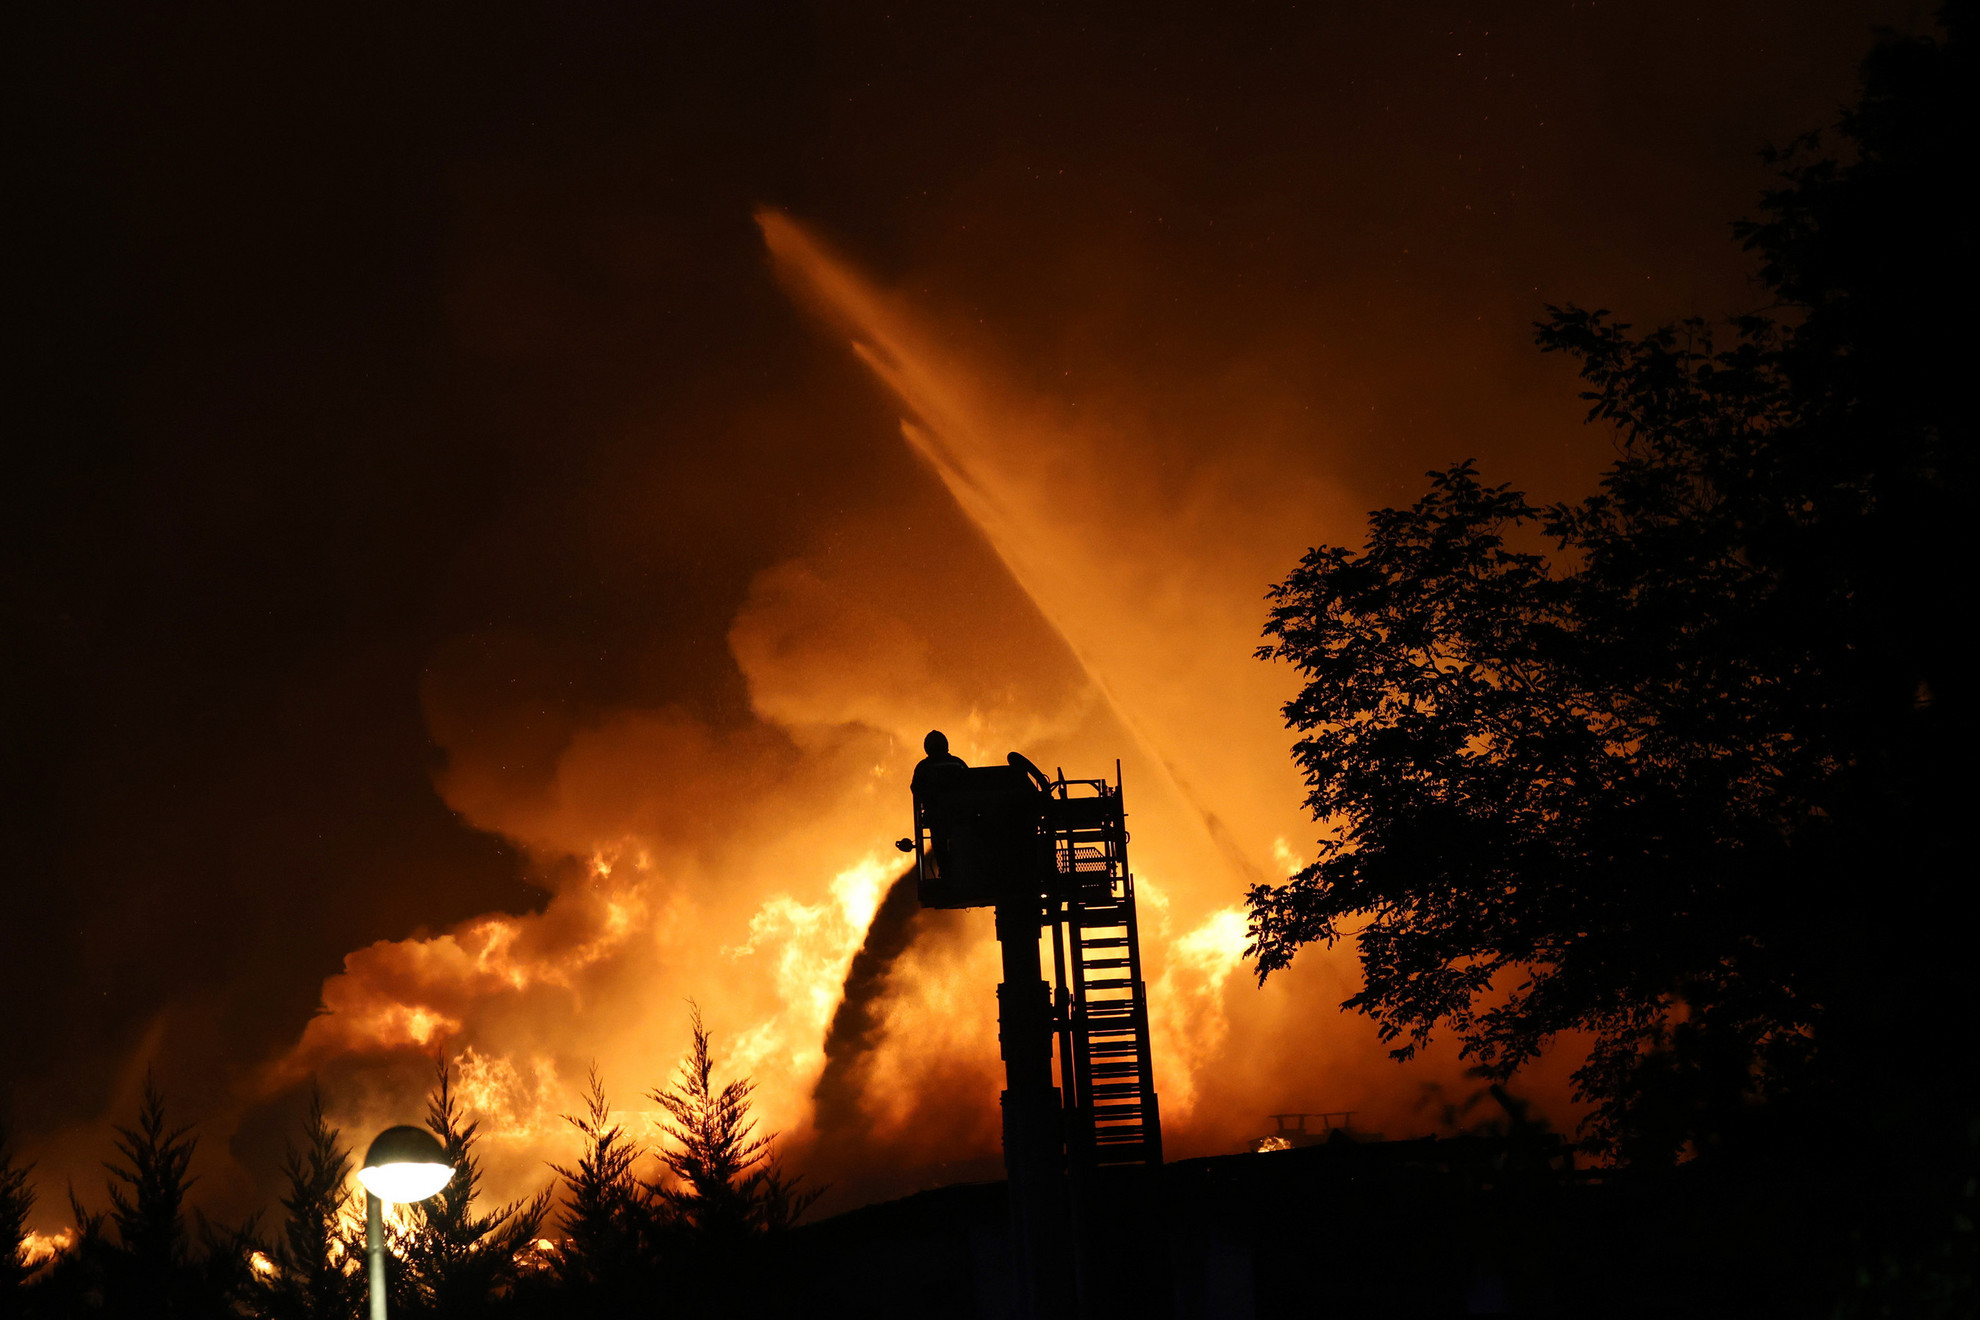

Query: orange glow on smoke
[256,211,1579,1212]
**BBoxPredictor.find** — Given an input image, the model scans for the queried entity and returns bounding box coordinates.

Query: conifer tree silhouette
[21,1073,264,1318]
[392,1055,550,1319]
[105,1073,197,1307]
[2,1127,37,1298]
[650,1003,820,1240]
[544,1066,662,1314]
[32,1188,111,1315]
[257,1090,361,1320]
[651,1003,767,1240]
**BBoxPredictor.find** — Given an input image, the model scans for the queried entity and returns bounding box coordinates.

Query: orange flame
[20,1228,74,1267]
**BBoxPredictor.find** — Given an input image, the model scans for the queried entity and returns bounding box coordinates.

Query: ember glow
[19,1230,74,1268]
[249,211,1568,1213]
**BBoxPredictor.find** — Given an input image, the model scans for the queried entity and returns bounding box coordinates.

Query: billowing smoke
[234,209,1586,1216]
[13,2,1886,1239]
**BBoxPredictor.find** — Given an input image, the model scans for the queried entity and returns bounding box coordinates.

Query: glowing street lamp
[358,1125,453,1320]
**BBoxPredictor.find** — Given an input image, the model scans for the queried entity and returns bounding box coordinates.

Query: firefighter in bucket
[897,730,1053,909]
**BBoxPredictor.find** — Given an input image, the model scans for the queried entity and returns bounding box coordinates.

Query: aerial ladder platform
[903,739,1163,1319]
[1045,768,1163,1170]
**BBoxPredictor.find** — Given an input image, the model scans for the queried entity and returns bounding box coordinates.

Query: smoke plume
[811,868,926,1148]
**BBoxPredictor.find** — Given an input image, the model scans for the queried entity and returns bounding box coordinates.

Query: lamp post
[356,1125,453,1320]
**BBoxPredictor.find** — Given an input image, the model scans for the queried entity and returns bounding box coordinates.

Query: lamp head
[358,1125,453,1204]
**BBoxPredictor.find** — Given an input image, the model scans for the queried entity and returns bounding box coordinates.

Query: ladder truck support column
[996,896,1069,1320]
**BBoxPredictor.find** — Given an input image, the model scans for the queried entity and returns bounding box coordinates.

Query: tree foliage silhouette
[390,1057,550,1320]
[19,1075,262,1318]
[2,1128,37,1300]
[104,1073,200,1306]
[651,1001,771,1239]
[1251,9,1969,1168]
[542,1066,660,1313]
[255,1090,360,1320]
[651,1003,820,1239]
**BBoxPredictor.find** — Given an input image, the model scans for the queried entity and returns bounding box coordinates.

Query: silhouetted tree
[749,1157,821,1235]
[189,1214,261,1319]
[390,1056,550,1319]
[539,1067,664,1316]
[651,1003,820,1242]
[1250,8,1969,1167]
[651,1003,768,1241]
[256,1091,360,1320]
[28,1190,111,1317]
[24,1075,262,1318]
[104,1074,200,1311]
[1250,9,1972,1309]
[2,1128,38,1305]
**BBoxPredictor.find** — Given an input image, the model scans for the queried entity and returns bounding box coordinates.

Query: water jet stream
[757,207,1302,888]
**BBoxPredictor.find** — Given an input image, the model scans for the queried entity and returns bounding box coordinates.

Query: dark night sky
[3,0,1930,1220]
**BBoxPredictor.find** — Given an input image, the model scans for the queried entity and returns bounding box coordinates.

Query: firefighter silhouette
[910,728,967,793]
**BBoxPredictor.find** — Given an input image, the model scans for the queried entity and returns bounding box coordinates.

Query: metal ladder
[1047,768,1163,1169]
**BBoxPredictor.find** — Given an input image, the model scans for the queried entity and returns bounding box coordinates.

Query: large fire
[20,1230,75,1268]
[250,212,1575,1214]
